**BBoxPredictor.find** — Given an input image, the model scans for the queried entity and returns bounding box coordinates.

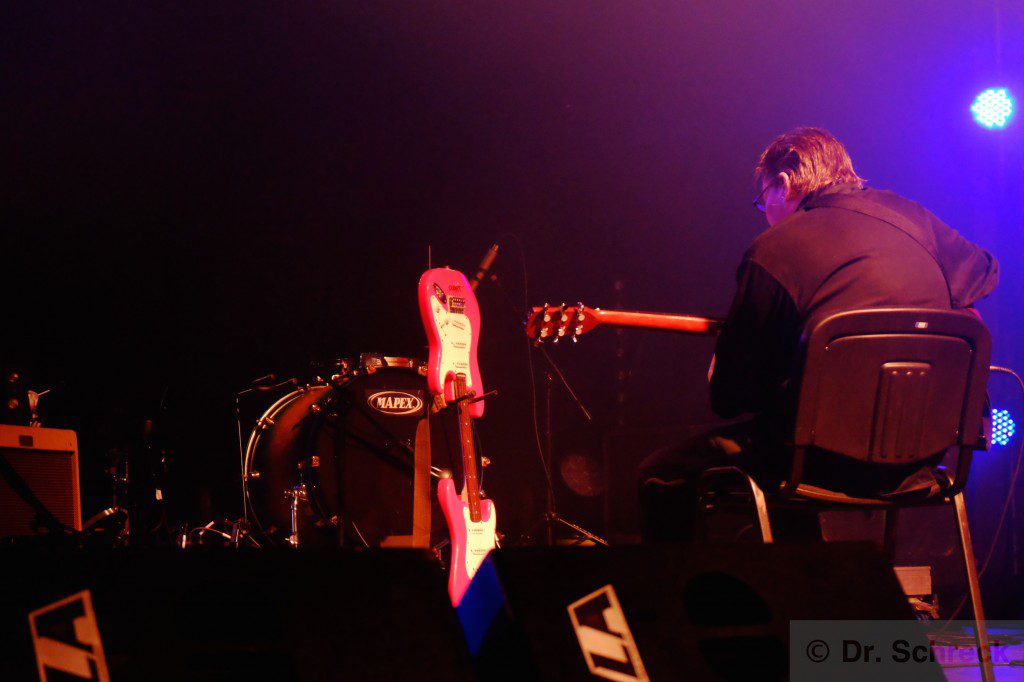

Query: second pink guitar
[418,267,497,606]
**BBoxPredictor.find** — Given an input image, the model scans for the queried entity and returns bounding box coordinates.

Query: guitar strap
[379,415,432,548]
[411,416,432,547]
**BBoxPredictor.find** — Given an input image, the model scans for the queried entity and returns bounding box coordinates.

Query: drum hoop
[381,356,418,368]
[242,385,328,492]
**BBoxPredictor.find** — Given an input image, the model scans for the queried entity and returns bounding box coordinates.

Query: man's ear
[777,172,792,200]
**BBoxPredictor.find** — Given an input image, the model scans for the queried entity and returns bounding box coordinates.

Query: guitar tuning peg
[542,302,551,323]
[571,334,578,344]
[576,301,586,321]
[560,302,569,322]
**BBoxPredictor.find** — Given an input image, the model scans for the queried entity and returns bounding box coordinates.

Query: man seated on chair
[639,127,999,542]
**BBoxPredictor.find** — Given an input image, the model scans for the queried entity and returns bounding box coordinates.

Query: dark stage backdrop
[2,1,1022,563]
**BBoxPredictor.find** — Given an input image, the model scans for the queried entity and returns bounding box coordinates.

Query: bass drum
[243,357,441,547]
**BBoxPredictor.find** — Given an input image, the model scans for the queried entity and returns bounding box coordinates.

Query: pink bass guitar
[418,267,496,606]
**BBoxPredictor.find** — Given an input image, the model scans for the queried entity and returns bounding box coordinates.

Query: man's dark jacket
[710,182,999,425]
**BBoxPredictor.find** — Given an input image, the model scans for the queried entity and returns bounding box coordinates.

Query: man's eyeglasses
[752,184,771,213]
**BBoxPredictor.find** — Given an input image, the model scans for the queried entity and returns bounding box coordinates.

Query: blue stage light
[971,88,1014,129]
[991,408,1016,446]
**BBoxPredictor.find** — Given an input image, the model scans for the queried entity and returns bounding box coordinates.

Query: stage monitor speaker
[459,542,933,681]
[0,425,80,536]
[0,548,472,681]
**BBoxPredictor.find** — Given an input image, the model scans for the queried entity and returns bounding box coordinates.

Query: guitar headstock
[525,302,600,344]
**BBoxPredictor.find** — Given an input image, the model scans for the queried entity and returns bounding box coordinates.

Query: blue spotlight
[971,88,1014,129]
[991,408,1016,446]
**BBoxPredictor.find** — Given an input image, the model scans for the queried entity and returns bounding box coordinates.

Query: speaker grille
[0,427,80,536]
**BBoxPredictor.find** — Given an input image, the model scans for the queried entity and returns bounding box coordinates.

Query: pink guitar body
[418,267,484,418]
[418,267,496,606]
[437,477,497,605]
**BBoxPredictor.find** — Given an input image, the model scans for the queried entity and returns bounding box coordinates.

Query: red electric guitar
[418,267,496,606]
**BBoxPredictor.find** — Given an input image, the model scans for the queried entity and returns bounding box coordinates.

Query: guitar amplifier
[0,425,81,537]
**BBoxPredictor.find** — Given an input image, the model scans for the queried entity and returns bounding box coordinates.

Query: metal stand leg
[952,491,994,682]
[883,509,900,562]
[697,467,774,543]
[748,478,774,544]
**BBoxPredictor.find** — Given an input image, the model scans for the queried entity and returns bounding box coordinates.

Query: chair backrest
[793,309,991,464]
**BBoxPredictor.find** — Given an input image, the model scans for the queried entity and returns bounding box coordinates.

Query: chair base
[697,466,995,682]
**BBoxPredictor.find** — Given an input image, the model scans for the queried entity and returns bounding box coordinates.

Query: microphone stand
[488,274,607,546]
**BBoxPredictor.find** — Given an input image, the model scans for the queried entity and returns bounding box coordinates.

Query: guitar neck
[593,309,723,336]
[453,374,482,523]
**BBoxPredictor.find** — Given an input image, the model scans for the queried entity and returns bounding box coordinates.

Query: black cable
[942,365,1024,625]
[498,233,557,508]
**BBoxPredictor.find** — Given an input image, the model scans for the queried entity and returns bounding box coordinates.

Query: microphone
[470,242,500,291]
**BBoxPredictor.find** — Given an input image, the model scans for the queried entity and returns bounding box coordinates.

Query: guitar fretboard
[453,373,482,523]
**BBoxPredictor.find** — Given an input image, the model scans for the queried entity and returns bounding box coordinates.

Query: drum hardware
[284,485,308,547]
[362,353,383,372]
[177,518,262,548]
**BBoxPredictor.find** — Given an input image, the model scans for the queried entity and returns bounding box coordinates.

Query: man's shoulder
[749,187,937,257]
[809,186,940,228]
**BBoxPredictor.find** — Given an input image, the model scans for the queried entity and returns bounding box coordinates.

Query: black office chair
[696,308,994,681]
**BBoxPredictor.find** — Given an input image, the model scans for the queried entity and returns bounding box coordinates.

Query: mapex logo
[567,585,649,682]
[367,391,424,415]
